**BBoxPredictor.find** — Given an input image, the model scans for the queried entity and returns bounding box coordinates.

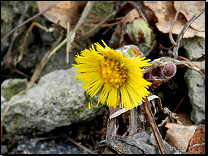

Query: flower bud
[145,62,177,89]
[116,45,143,59]
[125,18,155,55]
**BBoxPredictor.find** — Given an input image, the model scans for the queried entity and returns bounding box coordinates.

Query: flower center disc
[99,58,127,88]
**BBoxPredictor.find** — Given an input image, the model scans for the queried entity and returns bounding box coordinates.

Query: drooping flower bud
[145,62,177,89]
[125,18,155,55]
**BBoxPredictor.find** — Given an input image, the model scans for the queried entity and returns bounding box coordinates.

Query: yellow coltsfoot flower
[73,40,152,110]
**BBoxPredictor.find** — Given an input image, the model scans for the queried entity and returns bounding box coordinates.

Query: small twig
[14,69,32,80]
[128,1,148,24]
[84,10,116,36]
[17,22,55,65]
[102,105,120,154]
[66,22,70,64]
[84,18,100,24]
[179,56,205,79]
[82,22,118,35]
[169,11,179,46]
[143,98,168,154]
[172,7,205,59]
[86,37,92,46]
[90,135,96,147]
[78,26,86,36]
[88,13,102,22]
[129,107,138,135]
[173,93,188,113]
[82,22,120,27]
[105,106,119,140]
[71,42,83,51]
[102,28,114,35]
[1,1,59,44]
[65,135,96,154]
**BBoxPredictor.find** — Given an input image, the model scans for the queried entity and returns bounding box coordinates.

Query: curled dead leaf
[143,1,205,38]
[36,1,87,29]
[174,1,205,32]
[164,122,197,152]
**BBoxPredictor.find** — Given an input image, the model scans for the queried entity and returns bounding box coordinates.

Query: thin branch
[105,106,119,140]
[84,10,116,36]
[143,98,168,154]
[129,108,138,135]
[169,11,179,46]
[178,56,205,79]
[65,135,96,154]
[173,93,188,113]
[66,22,70,64]
[82,22,120,27]
[17,22,55,65]
[71,42,83,51]
[88,13,102,22]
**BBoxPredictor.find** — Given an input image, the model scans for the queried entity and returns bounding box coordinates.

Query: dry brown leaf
[164,122,197,152]
[174,1,205,32]
[143,1,205,38]
[36,1,87,29]
[186,124,205,154]
[109,9,140,49]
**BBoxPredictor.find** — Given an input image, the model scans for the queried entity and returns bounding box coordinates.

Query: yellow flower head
[73,40,152,110]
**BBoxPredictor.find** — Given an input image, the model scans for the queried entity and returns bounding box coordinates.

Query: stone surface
[1,145,8,154]
[183,37,205,125]
[1,78,28,101]
[1,67,107,135]
[183,37,205,60]
[184,69,205,124]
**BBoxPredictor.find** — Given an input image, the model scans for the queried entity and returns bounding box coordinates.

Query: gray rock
[1,78,28,101]
[183,37,205,60]
[183,37,205,124]
[1,145,8,154]
[1,67,107,135]
[184,69,205,124]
